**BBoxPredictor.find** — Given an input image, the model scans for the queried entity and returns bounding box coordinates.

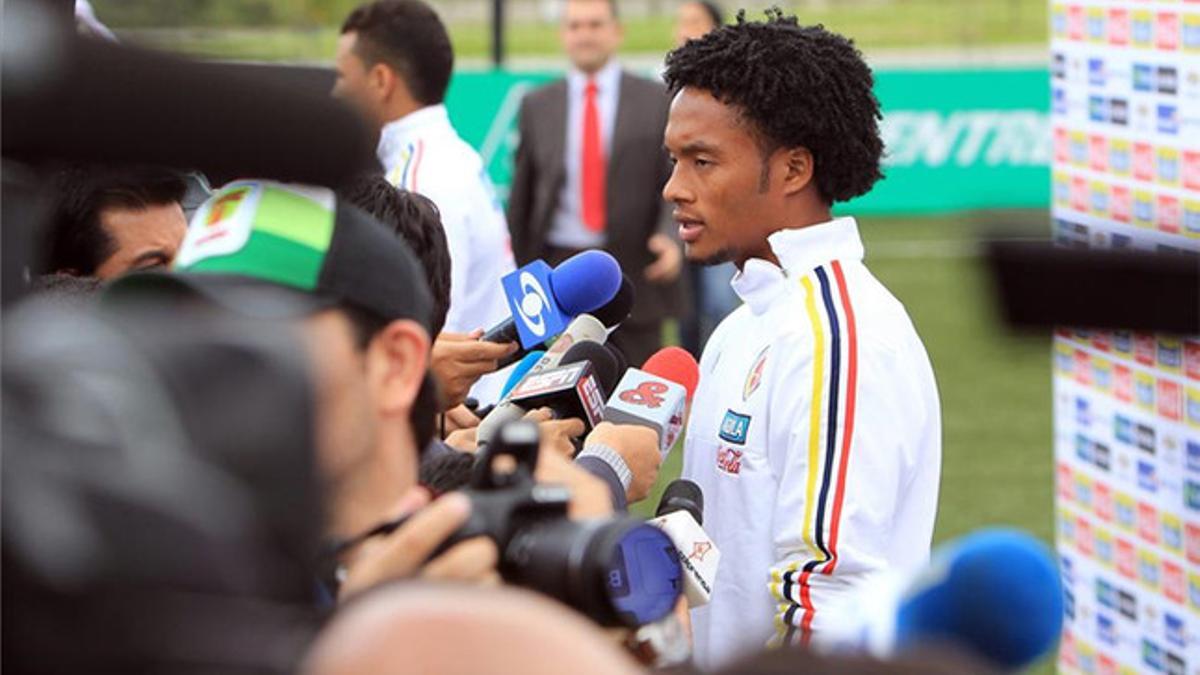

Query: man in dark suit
[507,0,683,366]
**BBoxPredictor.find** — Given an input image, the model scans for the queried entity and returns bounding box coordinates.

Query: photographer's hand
[584,423,662,504]
[339,491,500,600]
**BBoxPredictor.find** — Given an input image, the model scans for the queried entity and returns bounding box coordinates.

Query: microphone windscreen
[656,479,704,524]
[605,343,628,376]
[550,250,622,316]
[500,350,545,399]
[592,275,635,328]
[643,347,700,402]
[559,340,620,396]
[895,529,1063,671]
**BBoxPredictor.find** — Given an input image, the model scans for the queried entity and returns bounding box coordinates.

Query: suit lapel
[607,71,635,188]
[544,79,569,187]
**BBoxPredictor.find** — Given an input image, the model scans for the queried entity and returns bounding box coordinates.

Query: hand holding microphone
[581,423,662,504]
[603,347,700,457]
[475,313,609,447]
[431,329,519,410]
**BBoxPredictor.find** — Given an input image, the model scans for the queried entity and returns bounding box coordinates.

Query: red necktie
[581,78,606,233]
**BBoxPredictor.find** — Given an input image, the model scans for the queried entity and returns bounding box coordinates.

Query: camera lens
[604,522,684,626]
[503,517,682,628]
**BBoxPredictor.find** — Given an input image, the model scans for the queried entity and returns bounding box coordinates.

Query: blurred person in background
[333,0,517,406]
[674,0,723,45]
[671,0,741,358]
[507,0,684,366]
[43,163,188,279]
[663,14,941,667]
[305,584,643,675]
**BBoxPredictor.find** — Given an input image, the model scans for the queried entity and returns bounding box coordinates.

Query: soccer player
[662,12,942,668]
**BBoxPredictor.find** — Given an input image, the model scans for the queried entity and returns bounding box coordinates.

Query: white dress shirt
[682,217,942,669]
[547,59,623,250]
[377,104,517,403]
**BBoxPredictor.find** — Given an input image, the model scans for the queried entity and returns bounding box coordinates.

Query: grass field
[632,213,1057,671]
[115,0,1047,62]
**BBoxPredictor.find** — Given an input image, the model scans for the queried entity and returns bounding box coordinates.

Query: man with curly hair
[663,11,941,666]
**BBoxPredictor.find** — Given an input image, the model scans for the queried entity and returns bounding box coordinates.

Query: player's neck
[736,204,834,270]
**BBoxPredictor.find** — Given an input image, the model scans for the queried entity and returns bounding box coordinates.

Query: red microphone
[602,347,700,455]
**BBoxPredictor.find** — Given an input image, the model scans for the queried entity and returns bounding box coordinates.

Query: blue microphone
[483,250,622,356]
[819,529,1063,672]
[499,350,545,400]
[895,529,1063,670]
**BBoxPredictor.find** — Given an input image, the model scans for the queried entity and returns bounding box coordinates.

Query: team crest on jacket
[743,346,769,400]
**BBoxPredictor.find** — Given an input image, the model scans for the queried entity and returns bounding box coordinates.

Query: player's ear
[780,146,815,197]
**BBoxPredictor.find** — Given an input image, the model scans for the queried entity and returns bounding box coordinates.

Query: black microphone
[649,479,718,607]
[655,478,704,525]
[506,341,621,433]
[604,342,628,376]
[592,274,635,329]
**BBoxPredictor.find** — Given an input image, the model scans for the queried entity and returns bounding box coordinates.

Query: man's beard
[690,245,737,268]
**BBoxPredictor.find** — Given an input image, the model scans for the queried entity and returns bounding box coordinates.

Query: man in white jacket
[334,0,517,405]
[661,13,941,669]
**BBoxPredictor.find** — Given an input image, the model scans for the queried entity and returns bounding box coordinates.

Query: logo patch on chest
[716,446,743,475]
[719,409,751,445]
[743,346,770,400]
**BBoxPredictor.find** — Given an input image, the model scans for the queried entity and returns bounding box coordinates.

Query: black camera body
[439,421,683,628]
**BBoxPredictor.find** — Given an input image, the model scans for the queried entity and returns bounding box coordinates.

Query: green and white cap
[110,180,433,328]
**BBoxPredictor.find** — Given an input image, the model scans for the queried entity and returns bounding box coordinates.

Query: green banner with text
[445,67,1050,215]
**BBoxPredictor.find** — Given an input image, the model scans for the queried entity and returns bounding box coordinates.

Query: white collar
[377,104,450,160]
[731,217,865,314]
[567,60,622,94]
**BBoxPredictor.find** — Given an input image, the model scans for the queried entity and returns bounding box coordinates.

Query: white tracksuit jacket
[377,105,517,403]
[682,217,942,669]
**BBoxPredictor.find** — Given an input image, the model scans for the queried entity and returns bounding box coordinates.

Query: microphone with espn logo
[483,250,621,366]
[649,479,719,608]
[505,341,620,434]
[603,347,699,457]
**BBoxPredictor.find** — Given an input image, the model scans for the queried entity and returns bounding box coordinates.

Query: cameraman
[107,180,498,593]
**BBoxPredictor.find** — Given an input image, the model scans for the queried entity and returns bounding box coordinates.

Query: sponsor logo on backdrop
[1119,586,1138,618]
[1110,8,1130,45]
[1158,195,1182,234]
[1158,66,1179,95]
[1186,151,1200,190]
[1158,104,1180,135]
[1138,460,1158,493]
[1139,503,1160,543]
[1157,12,1179,51]
[1132,11,1154,47]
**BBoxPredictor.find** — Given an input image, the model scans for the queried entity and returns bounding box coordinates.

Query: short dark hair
[418,450,475,495]
[664,10,883,204]
[339,175,451,337]
[341,0,454,105]
[44,164,187,275]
